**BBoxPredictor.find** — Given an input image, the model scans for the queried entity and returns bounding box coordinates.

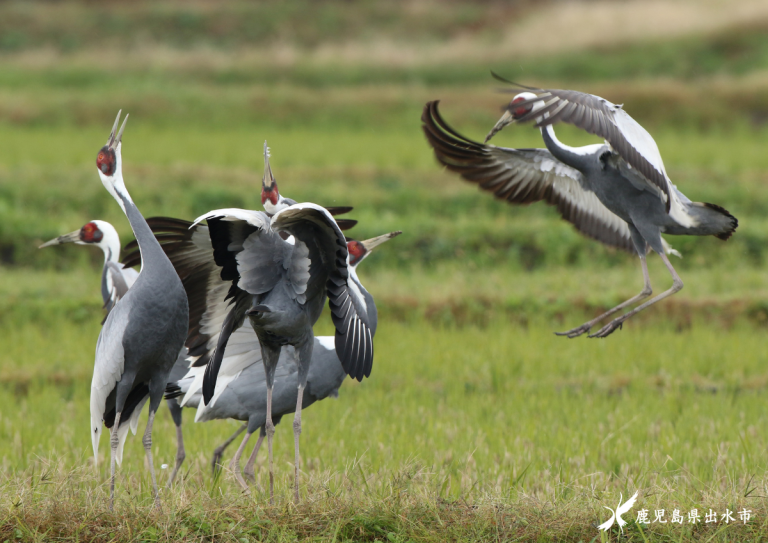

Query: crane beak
[106,110,129,149]
[262,141,277,190]
[39,229,80,248]
[484,110,514,144]
[361,231,402,252]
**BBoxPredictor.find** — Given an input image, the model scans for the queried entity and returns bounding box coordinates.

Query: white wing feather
[90,308,128,465]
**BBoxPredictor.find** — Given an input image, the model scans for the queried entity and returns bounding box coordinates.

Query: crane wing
[122,217,245,370]
[497,83,673,209]
[90,301,128,464]
[271,203,375,381]
[422,100,635,253]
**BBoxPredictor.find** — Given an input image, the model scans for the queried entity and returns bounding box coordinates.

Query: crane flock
[37,77,738,508]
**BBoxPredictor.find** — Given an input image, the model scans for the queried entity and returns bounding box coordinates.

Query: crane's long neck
[111,179,170,276]
[540,124,595,171]
[99,227,121,264]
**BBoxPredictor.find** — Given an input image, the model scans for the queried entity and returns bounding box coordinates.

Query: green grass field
[3,1,768,541]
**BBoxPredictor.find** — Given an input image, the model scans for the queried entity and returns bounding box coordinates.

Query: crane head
[39,221,103,248]
[96,111,133,213]
[261,140,282,212]
[39,220,121,262]
[97,110,128,177]
[484,91,543,143]
[348,231,402,267]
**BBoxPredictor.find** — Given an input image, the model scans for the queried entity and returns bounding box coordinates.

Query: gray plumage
[192,201,375,503]
[91,111,188,510]
[423,90,736,339]
[41,220,191,487]
[163,231,397,486]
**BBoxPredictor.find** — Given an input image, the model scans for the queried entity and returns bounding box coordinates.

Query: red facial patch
[347,240,367,265]
[96,147,116,176]
[261,185,279,206]
[80,222,103,243]
[510,96,532,119]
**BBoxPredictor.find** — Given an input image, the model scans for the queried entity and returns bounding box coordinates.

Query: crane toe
[588,320,624,338]
[554,323,592,338]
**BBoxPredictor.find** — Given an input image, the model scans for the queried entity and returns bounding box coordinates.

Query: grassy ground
[3,1,768,541]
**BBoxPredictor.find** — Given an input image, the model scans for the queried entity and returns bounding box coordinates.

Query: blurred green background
[2,0,768,534]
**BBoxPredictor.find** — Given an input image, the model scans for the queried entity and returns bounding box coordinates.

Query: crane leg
[166,399,185,487]
[211,423,248,474]
[142,410,162,511]
[590,252,683,338]
[556,253,653,338]
[109,411,122,511]
[265,385,276,504]
[243,427,266,484]
[293,386,304,503]
[229,430,253,493]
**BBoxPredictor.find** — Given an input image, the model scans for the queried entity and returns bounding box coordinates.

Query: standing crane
[91,111,188,509]
[422,85,737,338]
[39,221,189,486]
[123,144,376,503]
[162,231,399,490]
[119,143,359,473]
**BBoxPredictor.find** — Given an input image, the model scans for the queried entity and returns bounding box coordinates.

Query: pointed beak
[39,230,80,248]
[484,110,514,144]
[361,231,402,252]
[262,140,276,191]
[107,110,129,149]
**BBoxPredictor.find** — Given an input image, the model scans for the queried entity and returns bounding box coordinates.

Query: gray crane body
[539,126,733,256]
[91,111,189,509]
[423,87,736,339]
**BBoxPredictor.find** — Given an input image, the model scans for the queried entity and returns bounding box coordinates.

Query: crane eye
[96,147,115,175]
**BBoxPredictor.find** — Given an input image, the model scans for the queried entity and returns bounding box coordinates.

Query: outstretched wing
[494,81,673,210]
[422,100,635,253]
[272,203,375,381]
[122,217,246,369]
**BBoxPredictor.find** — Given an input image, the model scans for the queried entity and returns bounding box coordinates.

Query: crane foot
[588,320,624,338]
[554,323,592,338]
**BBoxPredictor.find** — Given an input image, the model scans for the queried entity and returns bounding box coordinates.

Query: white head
[39,220,121,262]
[484,91,546,143]
[96,111,132,213]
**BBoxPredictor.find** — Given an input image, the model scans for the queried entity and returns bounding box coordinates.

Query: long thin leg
[556,253,653,338]
[293,386,304,503]
[265,385,275,504]
[109,411,122,511]
[243,428,265,484]
[142,410,162,510]
[211,423,248,474]
[590,252,683,338]
[258,342,281,505]
[229,430,253,493]
[166,405,185,487]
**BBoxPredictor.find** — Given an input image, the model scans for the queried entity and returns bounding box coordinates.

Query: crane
[90,111,188,509]
[422,86,737,338]
[164,232,399,491]
[39,221,190,486]
[123,144,377,503]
